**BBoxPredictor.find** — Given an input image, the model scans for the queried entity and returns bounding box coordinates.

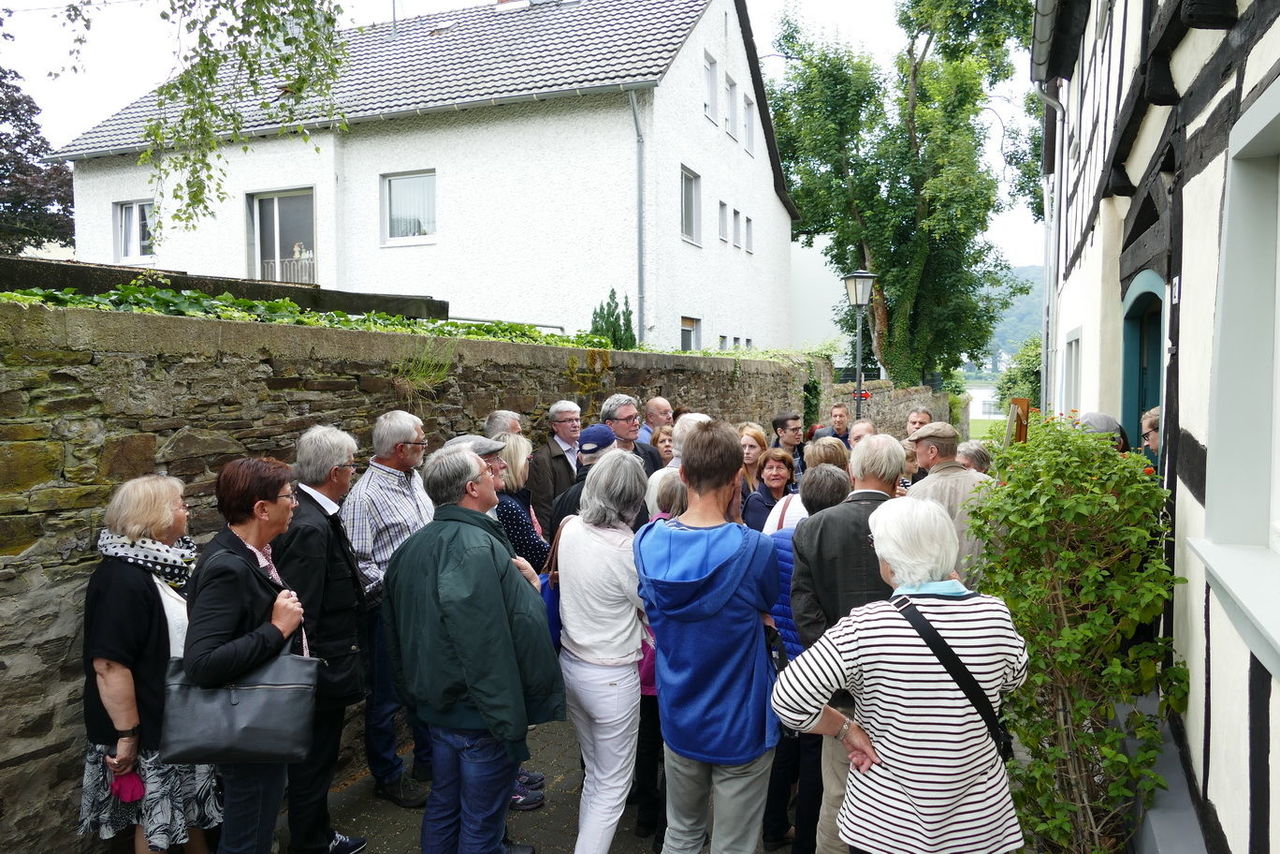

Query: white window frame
[718,335,728,350]
[1062,330,1081,413]
[703,53,718,123]
[718,202,729,242]
[725,75,739,139]
[732,209,741,248]
[745,216,754,253]
[680,316,702,351]
[381,170,437,246]
[744,96,756,155]
[115,200,156,263]
[251,188,315,284]
[681,167,702,245]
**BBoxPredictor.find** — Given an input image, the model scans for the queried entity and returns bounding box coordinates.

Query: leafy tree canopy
[0,18,74,254]
[995,333,1041,407]
[770,1,1030,387]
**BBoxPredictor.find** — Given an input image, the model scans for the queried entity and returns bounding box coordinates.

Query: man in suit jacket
[273,425,368,854]
[527,399,581,533]
[789,434,903,854]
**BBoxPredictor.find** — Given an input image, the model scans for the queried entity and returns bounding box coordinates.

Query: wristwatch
[834,717,852,742]
[115,725,140,739]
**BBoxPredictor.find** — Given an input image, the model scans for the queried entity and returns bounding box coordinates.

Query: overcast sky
[3,0,1044,266]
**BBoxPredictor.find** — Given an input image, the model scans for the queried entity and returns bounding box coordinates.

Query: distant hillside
[991,266,1045,358]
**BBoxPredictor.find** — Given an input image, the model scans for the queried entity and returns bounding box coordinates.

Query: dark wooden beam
[1119,216,1170,281]
[1182,0,1237,29]
[1107,164,1138,197]
[1146,53,1180,105]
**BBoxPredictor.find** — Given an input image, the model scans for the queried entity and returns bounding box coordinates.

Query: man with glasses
[602,392,663,477]
[771,411,807,480]
[637,396,675,445]
[340,410,435,809]
[273,425,368,854]
[528,400,581,532]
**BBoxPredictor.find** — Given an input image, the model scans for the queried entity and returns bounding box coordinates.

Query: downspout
[1035,81,1066,413]
[629,90,646,345]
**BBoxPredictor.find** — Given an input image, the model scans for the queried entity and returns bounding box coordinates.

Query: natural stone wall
[0,302,830,850]
[827,379,955,439]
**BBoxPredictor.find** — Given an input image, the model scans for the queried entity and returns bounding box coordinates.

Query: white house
[1035,0,1280,850]
[60,0,798,350]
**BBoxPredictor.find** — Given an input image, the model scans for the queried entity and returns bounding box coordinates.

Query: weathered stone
[33,395,98,416]
[0,424,49,441]
[138,418,187,432]
[0,496,28,513]
[303,378,358,391]
[98,434,158,481]
[358,375,393,393]
[264,376,303,390]
[0,516,42,556]
[166,457,209,478]
[157,427,246,462]
[0,390,27,417]
[2,349,92,367]
[27,486,111,513]
[0,441,61,491]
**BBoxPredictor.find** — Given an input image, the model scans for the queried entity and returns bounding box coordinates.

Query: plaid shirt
[339,459,435,606]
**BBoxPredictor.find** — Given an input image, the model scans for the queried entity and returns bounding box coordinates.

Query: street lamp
[843,269,876,419]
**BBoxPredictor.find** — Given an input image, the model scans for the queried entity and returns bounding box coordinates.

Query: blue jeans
[364,604,432,783]
[421,727,518,854]
[217,762,287,854]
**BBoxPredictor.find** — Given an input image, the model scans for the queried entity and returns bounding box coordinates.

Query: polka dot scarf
[96,530,198,590]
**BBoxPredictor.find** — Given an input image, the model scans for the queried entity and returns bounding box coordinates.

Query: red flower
[1143,467,1155,475]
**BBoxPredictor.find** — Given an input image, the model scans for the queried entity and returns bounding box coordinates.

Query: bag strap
[542,515,573,579]
[773,495,794,532]
[892,595,1003,753]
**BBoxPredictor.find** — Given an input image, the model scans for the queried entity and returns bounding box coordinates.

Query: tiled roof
[58,0,708,159]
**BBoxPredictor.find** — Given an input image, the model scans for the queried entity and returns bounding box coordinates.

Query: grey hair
[372,410,423,457]
[600,393,640,422]
[294,425,358,486]
[671,412,711,455]
[422,447,485,506]
[868,497,958,587]
[580,450,648,527]
[579,442,618,466]
[956,440,992,474]
[850,434,906,483]
[548,399,580,420]
[484,410,521,439]
[799,464,850,515]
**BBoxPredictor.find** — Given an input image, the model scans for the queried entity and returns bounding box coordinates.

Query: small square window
[725,75,739,138]
[744,96,755,154]
[116,200,155,262]
[681,316,702,351]
[745,217,753,253]
[681,167,702,244]
[719,335,728,350]
[732,210,741,248]
[703,54,718,122]
[733,336,741,348]
[718,202,728,242]
[383,171,436,243]
[745,338,753,349]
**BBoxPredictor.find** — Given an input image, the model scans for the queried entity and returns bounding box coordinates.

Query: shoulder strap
[892,595,1003,752]
[773,495,794,532]
[543,515,573,577]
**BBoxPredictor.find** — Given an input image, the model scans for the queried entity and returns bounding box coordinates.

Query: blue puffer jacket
[768,528,803,661]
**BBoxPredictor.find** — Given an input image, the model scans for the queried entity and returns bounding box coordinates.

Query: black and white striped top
[772,592,1028,854]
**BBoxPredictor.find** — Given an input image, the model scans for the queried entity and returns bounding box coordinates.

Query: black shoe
[329,831,368,854]
[505,844,536,854]
[373,774,429,808]
[635,821,656,838]
[411,762,433,783]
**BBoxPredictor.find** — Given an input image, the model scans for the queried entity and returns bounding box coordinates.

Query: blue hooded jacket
[634,519,781,764]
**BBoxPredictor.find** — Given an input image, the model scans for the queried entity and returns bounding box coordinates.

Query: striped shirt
[338,459,435,606]
[772,592,1028,854]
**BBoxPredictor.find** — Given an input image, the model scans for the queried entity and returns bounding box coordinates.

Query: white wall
[645,0,793,350]
[789,235,846,352]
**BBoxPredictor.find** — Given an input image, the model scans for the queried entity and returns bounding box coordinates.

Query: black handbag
[892,596,1015,762]
[159,642,319,764]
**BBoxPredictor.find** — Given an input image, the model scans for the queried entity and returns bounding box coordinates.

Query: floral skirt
[78,742,223,849]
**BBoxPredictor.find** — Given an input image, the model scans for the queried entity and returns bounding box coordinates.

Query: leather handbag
[159,642,319,764]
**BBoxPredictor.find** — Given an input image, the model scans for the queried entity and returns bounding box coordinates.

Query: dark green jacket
[384,504,565,762]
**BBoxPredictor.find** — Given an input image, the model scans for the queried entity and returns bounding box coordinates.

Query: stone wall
[826,379,956,439]
[0,302,830,850]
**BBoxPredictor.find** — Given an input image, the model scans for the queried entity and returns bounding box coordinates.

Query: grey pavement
[326,721,665,854]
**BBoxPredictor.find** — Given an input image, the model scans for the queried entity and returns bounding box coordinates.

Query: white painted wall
[789,235,846,352]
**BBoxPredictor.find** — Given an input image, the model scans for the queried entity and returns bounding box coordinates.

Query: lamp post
[843,269,876,419]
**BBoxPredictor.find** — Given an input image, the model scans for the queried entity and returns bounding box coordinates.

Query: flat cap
[442,434,507,456]
[908,421,959,442]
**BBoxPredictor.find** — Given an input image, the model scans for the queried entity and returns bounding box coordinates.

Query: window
[745,338,753,349]
[383,171,436,242]
[725,75,739,138]
[733,336,741,348]
[703,54,718,122]
[718,202,729,242]
[252,190,315,284]
[719,335,728,350]
[116,200,155,262]
[681,167,701,244]
[680,317,701,351]
[744,96,755,154]
[732,210,741,248]
[1062,331,1081,413]
[745,216,754,253]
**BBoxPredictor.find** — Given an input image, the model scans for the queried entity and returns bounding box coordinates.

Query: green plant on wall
[393,337,456,404]
[802,362,822,427]
[562,349,612,418]
[588,289,637,350]
[967,415,1187,853]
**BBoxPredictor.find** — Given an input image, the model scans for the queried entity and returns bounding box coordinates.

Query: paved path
[328,720,663,854]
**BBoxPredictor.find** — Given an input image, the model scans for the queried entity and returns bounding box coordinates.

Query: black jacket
[184,526,297,688]
[272,490,366,707]
[528,438,577,533]
[632,442,664,477]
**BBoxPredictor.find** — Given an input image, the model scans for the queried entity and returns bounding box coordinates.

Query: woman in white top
[771,498,1028,854]
[763,436,850,532]
[557,450,650,854]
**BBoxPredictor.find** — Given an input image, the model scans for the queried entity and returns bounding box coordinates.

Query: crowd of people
[81,391,1140,854]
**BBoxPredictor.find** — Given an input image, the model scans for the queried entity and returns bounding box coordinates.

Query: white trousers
[561,651,641,854]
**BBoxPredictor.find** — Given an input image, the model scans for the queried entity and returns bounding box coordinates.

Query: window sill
[704,114,718,126]
[1188,538,1280,680]
[726,131,738,141]
[381,236,438,248]
[119,256,157,266]
[681,236,702,248]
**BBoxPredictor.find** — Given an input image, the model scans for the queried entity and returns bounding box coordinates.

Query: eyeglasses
[336,463,359,470]
[608,414,641,424]
[782,426,803,433]
[275,492,299,505]
[1141,429,1156,442]
[400,441,429,447]
[552,417,581,424]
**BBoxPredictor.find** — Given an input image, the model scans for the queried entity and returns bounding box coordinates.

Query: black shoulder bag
[892,596,1014,762]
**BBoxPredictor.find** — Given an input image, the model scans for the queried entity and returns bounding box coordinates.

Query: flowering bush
[968,414,1187,853]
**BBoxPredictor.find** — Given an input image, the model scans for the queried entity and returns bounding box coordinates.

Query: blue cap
[578,424,617,454]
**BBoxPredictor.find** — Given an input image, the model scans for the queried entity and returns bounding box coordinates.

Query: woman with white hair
[556,451,651,854]
[771,498,1028,854]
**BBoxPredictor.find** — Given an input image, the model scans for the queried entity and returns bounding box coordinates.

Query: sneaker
[373,774,429,808]
[329,831,368,854]
[509,780,545,811]
[516,767,545,790]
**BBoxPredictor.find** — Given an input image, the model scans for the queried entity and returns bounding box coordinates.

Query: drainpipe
[1035,81,1066,413]
[629,90,646,345]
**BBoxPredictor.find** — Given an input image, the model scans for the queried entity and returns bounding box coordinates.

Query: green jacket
[384,504,565,762]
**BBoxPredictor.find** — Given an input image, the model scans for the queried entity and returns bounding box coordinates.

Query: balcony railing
[261,257,315,284]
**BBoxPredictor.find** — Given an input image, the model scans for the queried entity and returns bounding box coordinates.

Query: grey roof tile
[58,0,708,159]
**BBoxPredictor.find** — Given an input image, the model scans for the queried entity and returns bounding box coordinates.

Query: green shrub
[588,288,637,350]
[967,415,1187,853]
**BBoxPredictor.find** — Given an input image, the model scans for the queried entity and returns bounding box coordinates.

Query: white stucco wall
[1176,154,1226,442]
[789,235,846,353]
[645,0,793,351]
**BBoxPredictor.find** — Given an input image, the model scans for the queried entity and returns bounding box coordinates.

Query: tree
[995,333,1041,407]
[60,0,346,225]
[0,64,73,254]
[1006,91,1045,221]
[769,2,1030,386]
[589,288,637,350]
